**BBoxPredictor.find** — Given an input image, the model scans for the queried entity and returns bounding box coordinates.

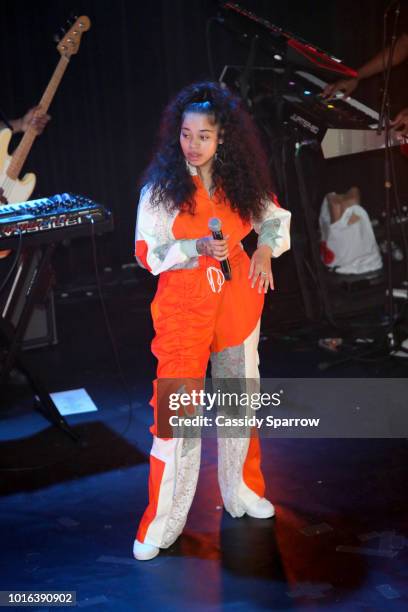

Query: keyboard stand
[0,245,80,443]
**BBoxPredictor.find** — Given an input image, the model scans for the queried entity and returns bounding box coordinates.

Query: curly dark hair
[142,81,274,222]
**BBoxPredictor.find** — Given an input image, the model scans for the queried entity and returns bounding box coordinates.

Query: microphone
[208,217,232,281]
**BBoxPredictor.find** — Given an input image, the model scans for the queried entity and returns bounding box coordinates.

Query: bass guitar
[0,15,91,258]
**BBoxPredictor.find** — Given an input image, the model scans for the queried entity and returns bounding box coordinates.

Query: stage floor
[1,280,407,611]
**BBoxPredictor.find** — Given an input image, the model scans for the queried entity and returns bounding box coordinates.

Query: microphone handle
[211,230,232,281]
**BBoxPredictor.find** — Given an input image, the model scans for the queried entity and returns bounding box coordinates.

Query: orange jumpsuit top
[135,166,291,352]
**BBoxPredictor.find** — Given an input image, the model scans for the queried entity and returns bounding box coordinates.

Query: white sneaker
[133,539,160,561]
[244,497,275,519]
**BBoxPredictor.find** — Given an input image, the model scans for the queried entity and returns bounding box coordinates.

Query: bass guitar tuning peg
[67,12,79,26]
[53,27,66,43]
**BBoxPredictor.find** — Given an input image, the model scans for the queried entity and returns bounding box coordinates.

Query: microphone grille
[208,217,222,232]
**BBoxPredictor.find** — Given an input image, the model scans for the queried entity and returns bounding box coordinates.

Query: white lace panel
[210,344,245,378]
[161,438,202,548]
[212,323,262,516]
[217,437,250,517]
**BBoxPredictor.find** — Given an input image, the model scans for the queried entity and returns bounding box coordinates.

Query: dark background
[1,0,406,281]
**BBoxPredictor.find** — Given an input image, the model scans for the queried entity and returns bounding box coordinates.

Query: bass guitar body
[0,128,36,258]
[0,128,36,204]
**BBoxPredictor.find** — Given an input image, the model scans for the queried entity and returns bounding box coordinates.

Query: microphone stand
[377,1,400,351]
[321,1,405,371]
[378,2,400,134]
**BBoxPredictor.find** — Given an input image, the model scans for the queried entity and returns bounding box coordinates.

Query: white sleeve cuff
[180,239,199,258]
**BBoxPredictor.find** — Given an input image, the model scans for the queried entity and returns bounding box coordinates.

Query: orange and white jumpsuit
[134,165,291,549]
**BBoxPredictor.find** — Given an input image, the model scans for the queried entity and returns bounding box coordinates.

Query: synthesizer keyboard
[0,193,113,249]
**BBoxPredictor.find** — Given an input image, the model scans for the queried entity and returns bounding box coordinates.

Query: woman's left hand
[248,245,274,294]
